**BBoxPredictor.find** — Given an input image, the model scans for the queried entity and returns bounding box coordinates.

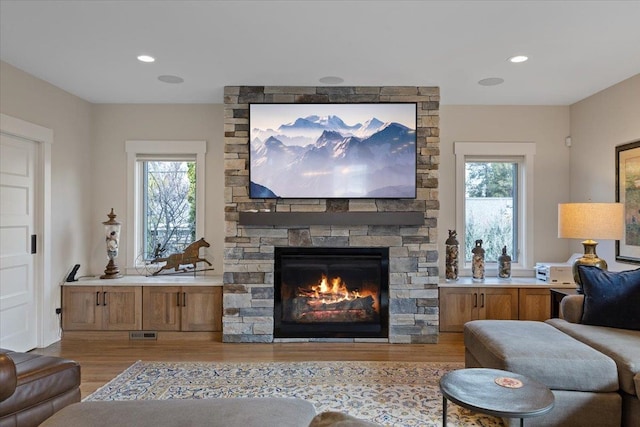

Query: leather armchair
[0,348,80,427]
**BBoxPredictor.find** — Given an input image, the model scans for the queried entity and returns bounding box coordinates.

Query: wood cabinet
[439,283,567,331]
[439,287,519,332]
[519,288,551,321]
[63,282,222,334]
[142,286,222,332]
[62,286,142,331]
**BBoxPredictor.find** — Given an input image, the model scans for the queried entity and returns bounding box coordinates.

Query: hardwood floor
[32,333,465,399]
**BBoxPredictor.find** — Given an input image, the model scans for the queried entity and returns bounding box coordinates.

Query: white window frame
[454,142,536,275]
[126,140,206,275]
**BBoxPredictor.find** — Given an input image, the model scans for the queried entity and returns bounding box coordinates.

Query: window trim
[126,140,206,274]
[454,142,536,274]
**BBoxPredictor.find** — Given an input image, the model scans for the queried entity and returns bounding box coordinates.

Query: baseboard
[61,331,222,341]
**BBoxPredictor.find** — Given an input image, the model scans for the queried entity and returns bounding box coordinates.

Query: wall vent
[129,331,158,340]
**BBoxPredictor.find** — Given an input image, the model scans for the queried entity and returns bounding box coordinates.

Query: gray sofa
[464,295,639,427]
[547,295,640,427]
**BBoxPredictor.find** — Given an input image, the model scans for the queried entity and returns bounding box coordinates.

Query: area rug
[85,361,503,427]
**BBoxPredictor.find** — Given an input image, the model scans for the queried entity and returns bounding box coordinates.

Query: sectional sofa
[464,266,640,427]
[545,294,639,426]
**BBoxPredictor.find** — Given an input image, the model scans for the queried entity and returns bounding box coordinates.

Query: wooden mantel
[238,211,425,226]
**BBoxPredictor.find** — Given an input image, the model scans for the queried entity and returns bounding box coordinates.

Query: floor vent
[129,331,158,340]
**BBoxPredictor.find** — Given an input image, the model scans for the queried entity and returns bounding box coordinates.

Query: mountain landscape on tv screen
[250,113,416,198]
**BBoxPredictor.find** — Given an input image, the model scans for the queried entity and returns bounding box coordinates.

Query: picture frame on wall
[616,140,640,264]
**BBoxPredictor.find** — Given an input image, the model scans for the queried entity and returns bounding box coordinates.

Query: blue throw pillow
[578,265,640,330]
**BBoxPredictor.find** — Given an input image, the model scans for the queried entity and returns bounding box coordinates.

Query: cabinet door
[143,286,181,331]
[62,286,103,330]
[519,288,551,321]
[102,286,142,330]
[439,287,479,332]
[479,287,519,321]
[181,286,222,331]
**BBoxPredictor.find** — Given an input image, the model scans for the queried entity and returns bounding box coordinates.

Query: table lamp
[558,203,624,291]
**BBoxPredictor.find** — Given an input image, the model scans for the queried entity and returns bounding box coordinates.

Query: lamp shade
[558,203,624,240]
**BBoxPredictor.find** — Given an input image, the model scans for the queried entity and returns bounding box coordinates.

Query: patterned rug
[85,361,503,426]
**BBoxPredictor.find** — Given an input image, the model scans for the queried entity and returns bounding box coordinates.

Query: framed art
[616,140,640,263]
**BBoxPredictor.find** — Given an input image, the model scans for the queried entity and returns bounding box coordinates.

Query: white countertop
[439,277,576,289]
[63,274,574,289]
[63,274,223,286]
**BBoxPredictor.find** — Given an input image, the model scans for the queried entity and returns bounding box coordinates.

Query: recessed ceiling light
[137,55,155,63]
[478,77,505,86]
[508,55,529,63]
[158,75,184,84]
[319,76,344,84]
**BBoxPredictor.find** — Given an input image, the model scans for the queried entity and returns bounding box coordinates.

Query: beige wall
[0,61,93,346]
[90,104,225,274]
[569,73,640,271]
[0,63,225,280]
[438,105,572,274]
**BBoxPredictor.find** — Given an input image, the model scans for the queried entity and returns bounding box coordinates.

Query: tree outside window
[465,162,517,262]
[142,160,196,258]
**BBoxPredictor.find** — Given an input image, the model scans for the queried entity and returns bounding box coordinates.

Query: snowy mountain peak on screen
[268,115,390,143]
[264,136,283,146]
[316,130,345,147]
[378,122,410,135]
[279,115,360,133]
[354,118,385,138]
[254,136,284,154]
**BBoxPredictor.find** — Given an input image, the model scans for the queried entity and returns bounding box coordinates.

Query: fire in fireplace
[291,273,379,323]
[274,247,389,339]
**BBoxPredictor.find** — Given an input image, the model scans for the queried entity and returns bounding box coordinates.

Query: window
[465,160,518,262]
[142,159,196,256]
[455,142,535,272]
[126,141,206,273]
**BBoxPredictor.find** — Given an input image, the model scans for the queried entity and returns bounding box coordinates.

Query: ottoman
[464,320,621,427]
[40,398,318,427]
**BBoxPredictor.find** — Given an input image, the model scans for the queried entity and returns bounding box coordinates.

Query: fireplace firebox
[274,247,389,339]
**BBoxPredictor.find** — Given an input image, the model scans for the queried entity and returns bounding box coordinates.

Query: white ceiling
[1,0,639,105]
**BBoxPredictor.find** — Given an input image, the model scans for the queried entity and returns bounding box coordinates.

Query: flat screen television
[249,103,417,199]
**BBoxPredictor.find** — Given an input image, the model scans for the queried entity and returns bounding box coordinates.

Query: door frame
[0,113,53,348]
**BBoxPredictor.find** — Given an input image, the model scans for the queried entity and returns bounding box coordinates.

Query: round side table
[439,368,554,427]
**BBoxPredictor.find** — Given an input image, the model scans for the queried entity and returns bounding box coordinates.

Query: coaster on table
[494,376,523,389]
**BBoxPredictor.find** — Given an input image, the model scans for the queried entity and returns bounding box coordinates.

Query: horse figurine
[152,238,212,275]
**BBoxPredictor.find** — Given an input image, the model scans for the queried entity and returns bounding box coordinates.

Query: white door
[0,133,38,351]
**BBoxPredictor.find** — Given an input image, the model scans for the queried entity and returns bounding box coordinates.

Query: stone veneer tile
[311,236,349,246]
[251,300,275,308]
[224,86,440,344]
[348,200,378,211]
[263,86,317,95]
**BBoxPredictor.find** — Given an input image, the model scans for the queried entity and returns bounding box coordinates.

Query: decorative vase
[100,208,123,279]
[445,230,459,281]
[471,239,485,282]
[498,246,512,279]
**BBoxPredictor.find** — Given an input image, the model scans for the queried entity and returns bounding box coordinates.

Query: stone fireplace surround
[223,86,440,343]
